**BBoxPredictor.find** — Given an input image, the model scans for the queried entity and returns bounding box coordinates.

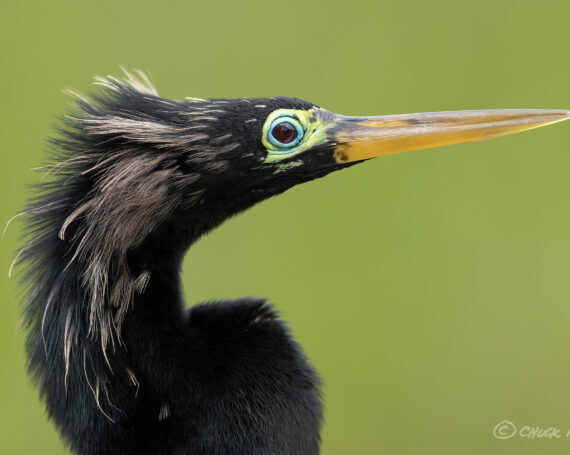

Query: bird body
[15,71,569,454]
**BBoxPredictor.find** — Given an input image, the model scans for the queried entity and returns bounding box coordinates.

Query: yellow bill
[332,109,570,163]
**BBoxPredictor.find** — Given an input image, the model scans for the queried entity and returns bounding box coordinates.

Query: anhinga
[13,71,568,454]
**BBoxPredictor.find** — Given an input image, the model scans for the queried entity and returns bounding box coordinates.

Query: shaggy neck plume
[16,74,239,431]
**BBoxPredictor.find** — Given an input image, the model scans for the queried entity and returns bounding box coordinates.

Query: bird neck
[20,198,229,449]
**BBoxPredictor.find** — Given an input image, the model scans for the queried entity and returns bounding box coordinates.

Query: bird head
[66,74,567,227]
[56,72,570,253]
[55,72,570,266]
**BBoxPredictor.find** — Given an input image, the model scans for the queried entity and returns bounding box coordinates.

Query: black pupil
[272,122,298,144]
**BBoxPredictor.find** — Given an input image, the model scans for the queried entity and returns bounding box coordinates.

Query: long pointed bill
[332,109,570,163]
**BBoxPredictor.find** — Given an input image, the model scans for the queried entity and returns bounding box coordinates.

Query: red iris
[272,121,298,144]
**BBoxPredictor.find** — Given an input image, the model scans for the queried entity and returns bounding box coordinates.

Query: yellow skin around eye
[262,108,336,164]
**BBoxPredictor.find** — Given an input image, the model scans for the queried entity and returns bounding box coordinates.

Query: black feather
[16,74,333,454]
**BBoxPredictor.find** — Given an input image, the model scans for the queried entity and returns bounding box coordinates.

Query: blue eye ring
[267,116,304,150]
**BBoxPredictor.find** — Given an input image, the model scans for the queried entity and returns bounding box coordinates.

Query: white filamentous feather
[185,96,205,102]
[158,404,171,421]
[83,350,115,423]
[94,67,158,97]
[126,368,140,398]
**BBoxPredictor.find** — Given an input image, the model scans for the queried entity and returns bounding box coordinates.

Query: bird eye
[272,122,297,144]
[268,117,304,148]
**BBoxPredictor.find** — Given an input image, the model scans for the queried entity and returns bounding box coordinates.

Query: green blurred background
[1,1,570,453]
